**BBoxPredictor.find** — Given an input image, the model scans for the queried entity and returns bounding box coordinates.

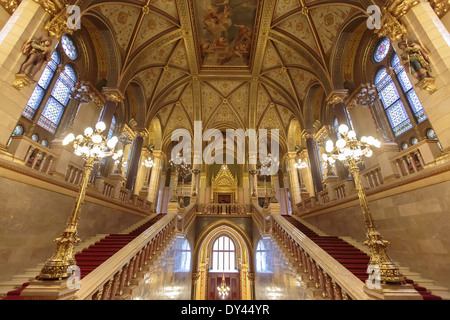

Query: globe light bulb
[339,124,349,134]
[84,127,93,137]
[63,133,75,146]
[325,140,334,153]
[76,135,84,141]
[95,121,106,132]
[336,138,347,149]
[322,154,328,162]
[107,136,118,149]
[361,136,368,143]
[338,153,346,161]
[347,130,356,139]
[92,134,102,144]
[365,149,373,158]
[367,136,375,145]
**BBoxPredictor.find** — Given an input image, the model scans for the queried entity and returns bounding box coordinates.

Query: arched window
[391,54,427,123]
[175,239,191,272]
[374,67,413,136]
[211,236,237,272]
[37,64,77,133]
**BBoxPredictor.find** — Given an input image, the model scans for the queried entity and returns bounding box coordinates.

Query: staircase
[1,214,166,300]
[282,215,443,300]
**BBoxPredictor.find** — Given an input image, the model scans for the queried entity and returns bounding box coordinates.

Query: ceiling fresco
[80,0,368,144]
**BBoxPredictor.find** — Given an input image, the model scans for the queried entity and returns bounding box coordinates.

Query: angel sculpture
[19,36,53,79]
[398,40,432,81]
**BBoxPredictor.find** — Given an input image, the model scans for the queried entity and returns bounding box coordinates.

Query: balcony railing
[199,203,249,215]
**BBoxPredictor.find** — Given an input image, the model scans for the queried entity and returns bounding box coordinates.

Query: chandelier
[217,273,230,298]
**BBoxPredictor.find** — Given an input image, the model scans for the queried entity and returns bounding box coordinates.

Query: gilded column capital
[33,0,66,17]
[1,0,20,14]
[102,87,125,104]
[374,8,408,41]
[301,129,316,140]
[430,0,450,17]
[326,89,348,106]
[387,0,421,20]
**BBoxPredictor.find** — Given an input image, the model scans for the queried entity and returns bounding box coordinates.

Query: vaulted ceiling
[77,0,374,148]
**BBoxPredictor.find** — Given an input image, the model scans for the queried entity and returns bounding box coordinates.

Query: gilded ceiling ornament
[44,5,74,39]
[387,0,421,20]
[142,4,150,15]
[374,9,407,42]
[0,0,20,14]
[33,0,66,17]
[430,0,450,17]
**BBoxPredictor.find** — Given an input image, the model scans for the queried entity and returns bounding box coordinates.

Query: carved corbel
[102,87,125,104]
[0,0,20,14]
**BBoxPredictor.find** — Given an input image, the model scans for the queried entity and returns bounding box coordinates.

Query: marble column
[125,130,146,193]
[147,150,164,208]
[303,131,324,194]
[286,152,301,207]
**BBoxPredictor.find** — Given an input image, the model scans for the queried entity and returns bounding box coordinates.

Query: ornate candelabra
[322,124,405,285]
[38,122,122,280]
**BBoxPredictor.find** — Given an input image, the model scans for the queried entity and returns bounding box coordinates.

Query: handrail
[267,211,371,300]
[75,212,177,300]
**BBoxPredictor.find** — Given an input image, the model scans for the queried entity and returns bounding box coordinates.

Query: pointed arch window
[374,67,413,136]
[37,64,77,133]
[108,115,117,140]
[211,236,237,272]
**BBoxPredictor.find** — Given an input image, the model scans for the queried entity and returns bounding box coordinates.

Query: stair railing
[75,212,177,300]
[270,212,371,300]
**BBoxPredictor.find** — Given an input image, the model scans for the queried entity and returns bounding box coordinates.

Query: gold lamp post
[38,121,123,280]
[322,124,405,285]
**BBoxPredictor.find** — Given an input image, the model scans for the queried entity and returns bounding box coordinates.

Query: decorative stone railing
[65,163,84,185]
[75,212,177,300]
[198,203,248,215]
[270,213,370,300]
[317,189,330,204]
[8,135,58,175]
[390,139,441,178]
[360,165,383,189]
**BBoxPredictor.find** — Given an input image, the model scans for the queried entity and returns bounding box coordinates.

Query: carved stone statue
[398,39,432,81]
[19,36,53,79]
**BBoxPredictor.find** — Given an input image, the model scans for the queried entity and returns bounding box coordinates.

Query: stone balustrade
[361,165,383,189]
[75,212,178,300]
[199,203,248,215]
[8,135,58,175]
[270,213,370,300]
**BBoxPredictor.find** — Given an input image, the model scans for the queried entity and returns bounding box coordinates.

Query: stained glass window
[31,134,39,142]
[374,37,390,63]
[37,64,77,133]
[61,35,78,60]
[108,115,117,140]
[411,137,419,145]
[401,143,408,150]
[426,128,442,150]
[41,139,49,147]
[374,67,413,136]
[22,51,60,120]
[391,54,427,123]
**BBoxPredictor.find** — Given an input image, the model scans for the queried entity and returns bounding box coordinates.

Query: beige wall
[303,180,450,289]
[0,176,144,283]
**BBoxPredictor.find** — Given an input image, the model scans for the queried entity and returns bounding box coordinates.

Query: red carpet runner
[2,214,166,300]
[282,215,442,300]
